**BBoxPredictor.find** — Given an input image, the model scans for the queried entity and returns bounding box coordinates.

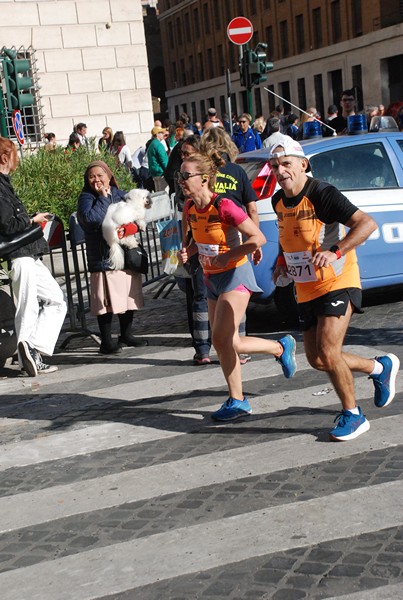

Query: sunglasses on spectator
[239,120,248,123]
[176,171,203,181]
[341,97,355,102]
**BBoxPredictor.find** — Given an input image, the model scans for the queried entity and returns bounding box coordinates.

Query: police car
[236,128,403,313]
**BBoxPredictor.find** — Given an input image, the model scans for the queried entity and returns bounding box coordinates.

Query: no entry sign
[12,110,25,145]
[227,17,253,45]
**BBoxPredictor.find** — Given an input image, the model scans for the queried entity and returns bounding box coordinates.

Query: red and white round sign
[227,17,253,46]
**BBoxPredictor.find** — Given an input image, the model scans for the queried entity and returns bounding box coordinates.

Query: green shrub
[12,140,134,227]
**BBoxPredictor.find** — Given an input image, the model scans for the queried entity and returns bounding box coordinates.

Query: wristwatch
[329,245,342,259]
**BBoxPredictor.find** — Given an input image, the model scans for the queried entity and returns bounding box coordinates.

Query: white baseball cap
[268,135,311,172]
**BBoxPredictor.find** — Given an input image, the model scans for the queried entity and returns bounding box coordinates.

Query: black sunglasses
[239,120,248,123]
[175,171,203,181]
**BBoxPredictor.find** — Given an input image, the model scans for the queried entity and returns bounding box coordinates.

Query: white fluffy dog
[102,188,152,270]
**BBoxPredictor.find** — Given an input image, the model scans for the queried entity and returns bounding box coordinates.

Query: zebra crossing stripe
[0,413,401,532]
[324,583,403,600]
[1,480,402,600]
[0,380,335,471]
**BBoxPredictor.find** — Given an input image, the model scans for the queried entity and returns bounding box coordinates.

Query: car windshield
[309,142,398,190]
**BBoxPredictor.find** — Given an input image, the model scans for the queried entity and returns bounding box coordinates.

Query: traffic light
[0,48,34,110]
[248,44,274,87]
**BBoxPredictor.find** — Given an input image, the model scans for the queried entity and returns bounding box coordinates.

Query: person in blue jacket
[77,161,147,354]
[232,113,262,154]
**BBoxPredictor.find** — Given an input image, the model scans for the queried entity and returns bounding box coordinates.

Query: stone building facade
[157,0,403,122]
[0,0,154,149]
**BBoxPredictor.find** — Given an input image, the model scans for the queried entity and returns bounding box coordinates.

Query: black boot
[97,313,121,354]
[118,310,148,347]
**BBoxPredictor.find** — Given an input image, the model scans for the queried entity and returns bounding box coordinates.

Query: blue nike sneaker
[211,397,252,422]
[276,335,297,378]
[329,407,370,441]
[369,354,400,408]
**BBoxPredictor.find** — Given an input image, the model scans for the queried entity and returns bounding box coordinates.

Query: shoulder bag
[124,244,149,275]
[0,224,43,260]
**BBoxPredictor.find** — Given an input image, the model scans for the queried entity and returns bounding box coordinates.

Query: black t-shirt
[272,177,358,225]
[214,161,257,210]
[329,115,347,134]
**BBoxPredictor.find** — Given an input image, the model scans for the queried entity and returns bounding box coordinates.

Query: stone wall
[0,0,154,150]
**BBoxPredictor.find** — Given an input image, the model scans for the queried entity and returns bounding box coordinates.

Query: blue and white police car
[236,128,403,312]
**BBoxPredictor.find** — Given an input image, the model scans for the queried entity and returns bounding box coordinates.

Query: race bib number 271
[284,250,318,283]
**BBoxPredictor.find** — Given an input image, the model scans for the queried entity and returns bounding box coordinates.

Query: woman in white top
[111,131,132,173]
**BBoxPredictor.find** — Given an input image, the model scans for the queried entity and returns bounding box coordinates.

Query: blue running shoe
[211,397,252,422]
[276,335,297,378]
[329,407,370,441]
[369,354,400,408]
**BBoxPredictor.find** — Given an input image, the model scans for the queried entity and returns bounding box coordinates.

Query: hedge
[11,141,134,227]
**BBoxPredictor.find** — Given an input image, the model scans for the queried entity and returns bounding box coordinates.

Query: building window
[203,3,210,34]
[225,0,232,22]
[215,4,221,29]
[229,42,237,72]
[352,64,363,111]
[314,73,324,118]
[207,48,214,79]
[351,0,363,37]
[180,58,186,86]
[329,69,343,108]
[189,55,195,84]
[200,99,206,121]
[231,93,238,118]
[240,90,248,114]
[331,1,342,43]
[280,81,291,108]
[176,19,182,45]
[297,78,306,110]
[263,0,271,9]
[295,14,305,53]
[249,0,257,15]
[312,8,322,48]
[198,53,204,81]
[184,13,191,44]
[168,21,174,49]
[217,45,224,74]
[194,9,200,38]
[172,62,177,87]
[254,87,262,116]
[265,26,274,61]
[280,21,289,58]
[220,95,226,117]
[267,85,275,113]
[191,101,197,123]
[237,1,244,16]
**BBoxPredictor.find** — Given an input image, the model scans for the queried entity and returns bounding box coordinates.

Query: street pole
[242,44,253,118]
[0,89,8,138]
[225,68,233,135]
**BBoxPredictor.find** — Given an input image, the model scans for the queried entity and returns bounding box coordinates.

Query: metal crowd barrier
[0,192,176,356]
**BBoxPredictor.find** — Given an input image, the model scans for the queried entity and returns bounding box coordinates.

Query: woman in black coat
[0,136,66,377]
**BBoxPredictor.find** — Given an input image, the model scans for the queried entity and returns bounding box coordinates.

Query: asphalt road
[0,283,402,600]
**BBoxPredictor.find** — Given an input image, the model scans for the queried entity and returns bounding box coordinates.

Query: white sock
[370,359,383,376]
[347,407,360,415]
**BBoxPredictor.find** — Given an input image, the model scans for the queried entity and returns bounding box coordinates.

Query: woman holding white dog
[77,161,148,354]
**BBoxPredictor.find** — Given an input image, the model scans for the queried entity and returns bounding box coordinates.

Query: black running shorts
[298,287,363,331]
